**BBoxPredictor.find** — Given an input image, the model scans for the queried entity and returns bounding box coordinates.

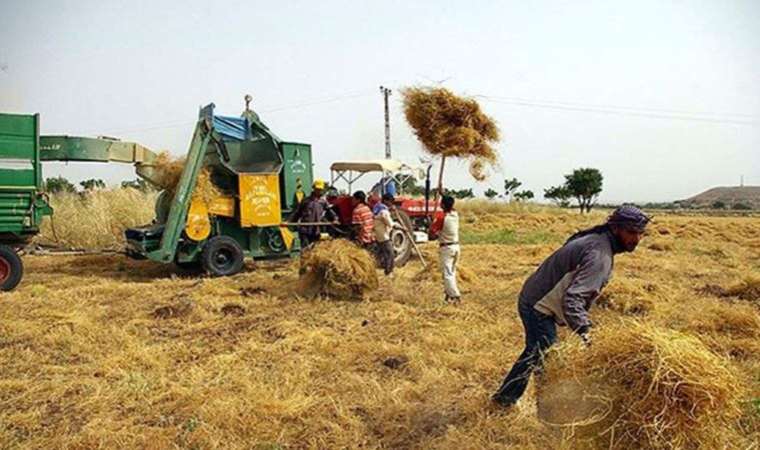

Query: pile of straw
[539,320,746,449]
[595,279,655,316]
[402,87,499,180]
[37,189,157,250]
[297,239,379,299]
[150,151,220,204]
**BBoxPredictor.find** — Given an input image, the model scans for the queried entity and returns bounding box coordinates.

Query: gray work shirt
[519,229,623,331]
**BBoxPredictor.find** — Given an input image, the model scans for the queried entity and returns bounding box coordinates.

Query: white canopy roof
[330,159,424,179]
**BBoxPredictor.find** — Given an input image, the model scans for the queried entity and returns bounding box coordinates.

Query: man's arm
[288,200,306,223]
[563,247,611,335]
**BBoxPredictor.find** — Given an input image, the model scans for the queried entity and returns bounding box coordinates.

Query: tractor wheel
[391,210,414,267]
[0,244,23,291]
[201,236,245,277]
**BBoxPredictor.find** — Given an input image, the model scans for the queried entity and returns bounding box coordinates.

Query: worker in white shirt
[429,195,461,303]
[373,193,396,275]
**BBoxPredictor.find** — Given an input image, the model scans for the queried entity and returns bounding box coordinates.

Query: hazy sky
[1,0,758,202]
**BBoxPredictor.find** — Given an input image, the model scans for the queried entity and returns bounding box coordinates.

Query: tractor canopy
[329,159,425,195]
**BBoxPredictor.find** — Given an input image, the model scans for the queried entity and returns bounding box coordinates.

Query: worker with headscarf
[491,205,651,408]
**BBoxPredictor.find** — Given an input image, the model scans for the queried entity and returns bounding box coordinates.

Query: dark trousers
[492,302,557,406]
[377,240,394,275]
[299,232,320,249]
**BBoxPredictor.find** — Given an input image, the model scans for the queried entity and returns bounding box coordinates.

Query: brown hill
[681,186,760,209]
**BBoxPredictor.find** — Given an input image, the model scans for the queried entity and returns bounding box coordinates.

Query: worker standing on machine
[351,191,375,249]
[289,179,335,248]
[373,193,396,276]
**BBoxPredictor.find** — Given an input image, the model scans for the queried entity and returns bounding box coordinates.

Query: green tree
[514,190,535,202]
[443,188,474,199]
[504,178,522,201]
[564,168,603,213]
[544,185,572,207]
[44,176,76,194]
[399,177,425,196]
[484,188,499,200]
[732,202,752,210]
[121,178,152,192]
[80,178,106,191]
[711,200,726,209]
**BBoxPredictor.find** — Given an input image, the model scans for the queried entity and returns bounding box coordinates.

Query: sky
[1,0,758,203]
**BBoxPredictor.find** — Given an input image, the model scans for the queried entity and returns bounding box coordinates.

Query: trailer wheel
[391,210,414,267]
[0,244,23,291]
[201,236,244,277]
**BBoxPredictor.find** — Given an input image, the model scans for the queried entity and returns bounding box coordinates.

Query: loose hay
[297,239,379,299]
[724,274,760,302]
[411,246,478,284]
[150,151,221,204]
[540,320,747,449]
[402,87,500,179]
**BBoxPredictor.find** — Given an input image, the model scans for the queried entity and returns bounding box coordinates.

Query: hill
[681,186,760,209]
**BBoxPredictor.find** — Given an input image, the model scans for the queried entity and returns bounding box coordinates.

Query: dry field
[2,193,759,449]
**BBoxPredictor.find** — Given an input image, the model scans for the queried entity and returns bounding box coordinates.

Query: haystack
[150,151,220,204]
[402,87,499,186]
[539,320,746,449]
[297,239,379,299]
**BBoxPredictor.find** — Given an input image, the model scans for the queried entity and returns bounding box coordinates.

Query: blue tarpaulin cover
[213,115,250,141]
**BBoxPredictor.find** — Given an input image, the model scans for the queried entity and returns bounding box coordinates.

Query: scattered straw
[540,320,747,449]
[297,239,379,299]
[411,245,478,284]
[724,274,760,302]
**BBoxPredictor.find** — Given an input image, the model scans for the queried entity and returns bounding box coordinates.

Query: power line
[475,95,759,125]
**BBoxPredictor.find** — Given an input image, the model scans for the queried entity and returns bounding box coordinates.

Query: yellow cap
[312,179,326,190]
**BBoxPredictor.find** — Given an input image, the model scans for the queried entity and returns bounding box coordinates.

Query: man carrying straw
[429,195,461,304]
[491,205,651,408]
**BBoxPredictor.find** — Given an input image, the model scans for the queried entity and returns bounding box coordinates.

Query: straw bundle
[151,151,221,204]
[539,320,746,449]
[297,239,379,299]
[402,87,499,184]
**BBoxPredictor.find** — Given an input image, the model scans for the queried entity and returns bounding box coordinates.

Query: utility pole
[380,86,392,159]
[740,175,744,187]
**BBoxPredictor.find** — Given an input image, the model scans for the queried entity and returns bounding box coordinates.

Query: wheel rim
[0,256,10,285]
[214,248,234,270]
[391,230,406,254]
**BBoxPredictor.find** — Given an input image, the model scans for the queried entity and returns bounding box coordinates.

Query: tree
[80,179,106,191]
[399,177,426,196]
[564,168,603,213]
[444,188,474,199]
[732,202,752,210]
[44,176,76,194]
[544,185,572,207]
[514,190,534,202]
[121,178,152,192]
[484,188,499,200]
[504,178,522,201]
[711,200,726,209]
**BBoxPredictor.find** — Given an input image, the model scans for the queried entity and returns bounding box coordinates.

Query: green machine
[124,102,313,275]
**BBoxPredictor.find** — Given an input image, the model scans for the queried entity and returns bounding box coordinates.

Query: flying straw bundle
[297,239,379,299]
[150,151,221,204]
[402,87,500,189]
[539,320,746,449]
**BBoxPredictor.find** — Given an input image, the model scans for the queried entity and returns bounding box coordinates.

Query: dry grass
[298,239,379,299]
[35,189,156,250]
[3,198,759,449]
[150,151,221,204]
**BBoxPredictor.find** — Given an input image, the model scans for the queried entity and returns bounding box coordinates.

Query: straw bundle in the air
[539,320,746,449]
[297,239,379,299]
[402,87,499,180]
[151,151,221,204]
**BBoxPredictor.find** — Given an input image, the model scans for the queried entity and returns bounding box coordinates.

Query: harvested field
[2,197,759,448]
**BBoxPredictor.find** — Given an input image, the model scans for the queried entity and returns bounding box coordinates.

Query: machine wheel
[201,236,244,277]
[0,244,23,291]
[391,210,414,267]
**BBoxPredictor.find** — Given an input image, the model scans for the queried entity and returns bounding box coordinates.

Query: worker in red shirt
[351,191,375,248]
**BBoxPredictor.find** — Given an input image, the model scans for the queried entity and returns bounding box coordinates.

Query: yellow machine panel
[239,174,281,227]
[208,196,235,217]
[185,197,211,241]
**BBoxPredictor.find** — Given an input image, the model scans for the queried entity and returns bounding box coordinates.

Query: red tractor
[326,160,442,266]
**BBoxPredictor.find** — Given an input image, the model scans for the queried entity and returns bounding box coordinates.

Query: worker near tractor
[429,195,461,303]
[491,205,651,408]
[351,191,375,248]
[288,179,337,248]
[373,193,396,275]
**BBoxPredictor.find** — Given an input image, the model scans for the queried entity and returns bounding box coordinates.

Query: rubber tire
[0,244,23,291]
[201,236,245,277]
[391,210,414,267]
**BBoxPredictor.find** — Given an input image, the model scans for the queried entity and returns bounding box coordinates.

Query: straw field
[3,194,759,449]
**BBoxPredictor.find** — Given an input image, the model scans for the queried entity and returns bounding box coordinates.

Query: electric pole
[380,86,392,159]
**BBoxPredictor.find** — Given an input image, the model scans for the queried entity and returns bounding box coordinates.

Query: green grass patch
[460,228,559,245]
